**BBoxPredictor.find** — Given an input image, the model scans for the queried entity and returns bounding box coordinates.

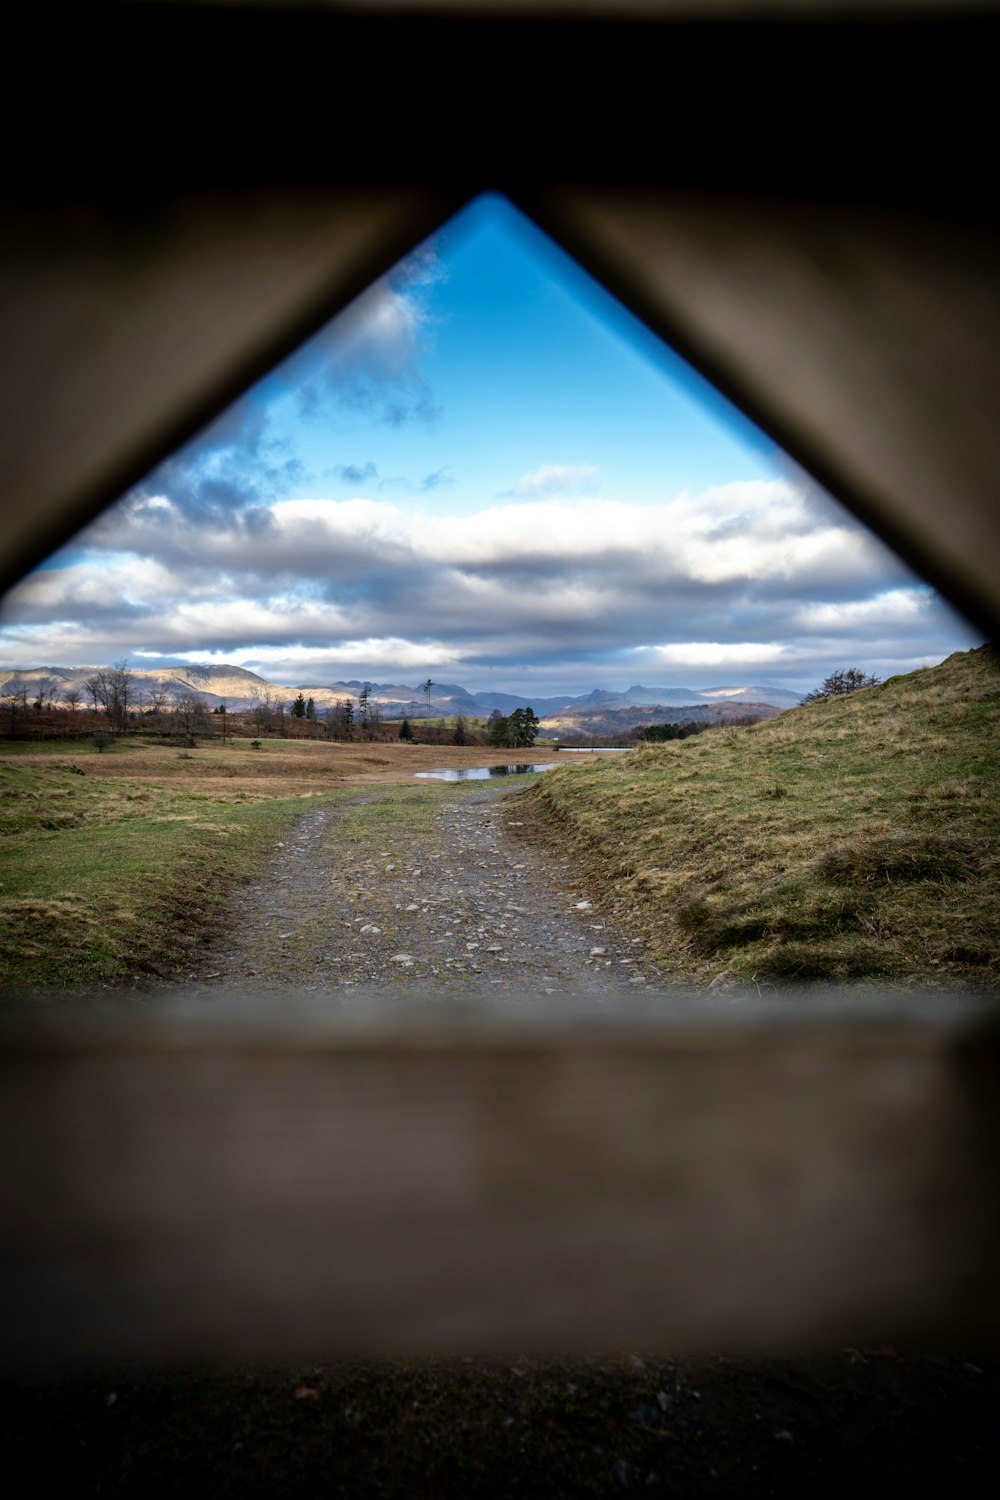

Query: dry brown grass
[0,737,557,798]
[521,647,1000,987]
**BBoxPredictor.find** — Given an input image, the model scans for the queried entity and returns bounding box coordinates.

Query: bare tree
[1,675,29,733]
[146,683,171,726]
[250,687,284,736]
[108,659,133,731]
[64,688,81,714]
[422,678,434,719]
[31,676,54,714]
[326,698,354,740]
[171,689,210,741]
[87,660,133,732]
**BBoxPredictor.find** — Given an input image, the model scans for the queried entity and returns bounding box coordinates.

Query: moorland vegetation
[522,646,999,986]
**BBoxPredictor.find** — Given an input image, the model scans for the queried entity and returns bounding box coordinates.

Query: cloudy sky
[0,195,980,695]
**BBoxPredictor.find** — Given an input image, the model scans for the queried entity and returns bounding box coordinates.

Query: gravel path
[193,779,672,995]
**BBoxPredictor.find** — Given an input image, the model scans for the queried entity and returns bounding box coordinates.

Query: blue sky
[265,197,777,510]
[0,194,979,693]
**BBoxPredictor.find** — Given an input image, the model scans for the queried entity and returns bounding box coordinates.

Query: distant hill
[0,663,802,718]
[540,701,783,739]
[0,663,278,712]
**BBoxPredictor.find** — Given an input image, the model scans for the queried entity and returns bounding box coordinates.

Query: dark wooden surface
[2,993,997,1365]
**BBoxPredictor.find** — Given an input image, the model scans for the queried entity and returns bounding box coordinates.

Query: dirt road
[192,776,671,995]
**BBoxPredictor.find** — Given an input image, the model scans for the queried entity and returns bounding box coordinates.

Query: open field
[520,646,1000,987]
[0,734,564,792]
[0,739,572,989]
[6,650,998,992]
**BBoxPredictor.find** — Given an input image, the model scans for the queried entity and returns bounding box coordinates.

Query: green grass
[0,763,355,987]
[328,773,549,851]
[521,646,1000,987]
[329,779,488,843]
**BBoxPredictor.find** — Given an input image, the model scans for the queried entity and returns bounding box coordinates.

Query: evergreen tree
[292,693,306,718]
[453,714,468,745]
[399,717,414,741]
[507,706,540,747]
[306,697,315,720]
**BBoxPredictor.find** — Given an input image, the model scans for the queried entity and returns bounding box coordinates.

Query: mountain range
[0,663,802,717]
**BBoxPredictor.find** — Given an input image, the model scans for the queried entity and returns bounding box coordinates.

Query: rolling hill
[520,645,1000,986]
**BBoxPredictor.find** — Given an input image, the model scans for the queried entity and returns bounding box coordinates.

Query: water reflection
[415,763,557,781]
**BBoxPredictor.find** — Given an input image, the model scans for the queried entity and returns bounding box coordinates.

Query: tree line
[4,663,548,751]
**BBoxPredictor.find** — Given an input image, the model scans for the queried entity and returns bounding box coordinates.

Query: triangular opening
[0,193,991,996]
[0,193,978,707]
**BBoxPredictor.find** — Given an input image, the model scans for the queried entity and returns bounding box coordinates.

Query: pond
[414,763,558,781]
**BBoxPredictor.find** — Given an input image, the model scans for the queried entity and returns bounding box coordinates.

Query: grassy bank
[520,647,1000,987]
[0,757,352,988]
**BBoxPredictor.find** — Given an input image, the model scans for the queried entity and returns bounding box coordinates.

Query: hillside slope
[521,647,999,986]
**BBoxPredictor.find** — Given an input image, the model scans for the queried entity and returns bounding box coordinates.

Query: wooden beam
[1,994,996,1365]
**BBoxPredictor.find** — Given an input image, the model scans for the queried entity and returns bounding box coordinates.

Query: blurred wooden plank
[1,994,996,1366]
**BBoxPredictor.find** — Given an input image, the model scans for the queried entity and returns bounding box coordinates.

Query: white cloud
[11,554,180,611]
[643,642,790,668]
[508,463,600,497]
[795,588,928,633]
[180,638,462,672]
[0,478,978,692]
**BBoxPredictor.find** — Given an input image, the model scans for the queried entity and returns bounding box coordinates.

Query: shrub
[802,667,880,703]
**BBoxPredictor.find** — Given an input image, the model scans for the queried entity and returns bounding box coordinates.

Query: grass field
[5,651,997,991]
[0,737,554,989]
[521,646,1000,987]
